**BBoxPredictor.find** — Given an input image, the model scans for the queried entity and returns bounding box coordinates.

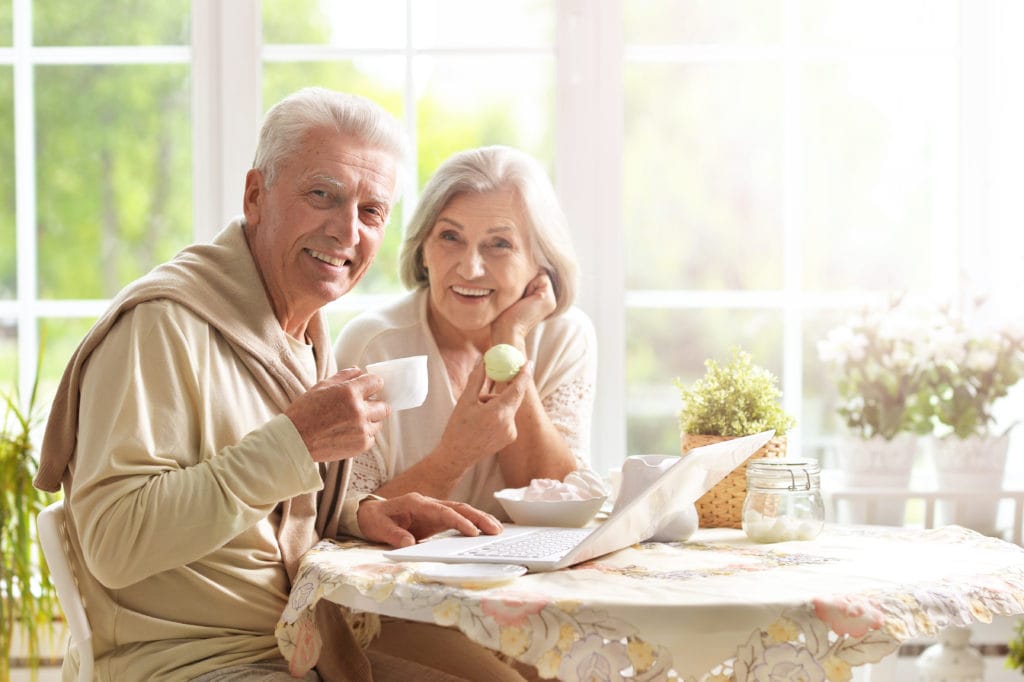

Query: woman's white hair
[252,87,409,190]
[399,145,579,317]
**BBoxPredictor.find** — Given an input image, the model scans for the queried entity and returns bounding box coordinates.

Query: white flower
[1005,317,1024,341]
[820,295,1024,439]
[965,346,998,373]
[877,313,920,342]
[887,344,916,371]
[818,327,868,366]
[926,324,965,366]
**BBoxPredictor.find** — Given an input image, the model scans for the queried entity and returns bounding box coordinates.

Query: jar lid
[746,458,820,491]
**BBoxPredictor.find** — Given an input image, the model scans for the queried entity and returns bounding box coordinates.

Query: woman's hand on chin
[490,271,556,348]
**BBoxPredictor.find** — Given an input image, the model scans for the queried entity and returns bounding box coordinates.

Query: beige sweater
[35,219,359,681]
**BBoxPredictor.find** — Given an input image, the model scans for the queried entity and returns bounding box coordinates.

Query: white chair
[37,500,93,682]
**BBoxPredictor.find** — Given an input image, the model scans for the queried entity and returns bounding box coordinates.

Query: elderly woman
[334,145,596,520]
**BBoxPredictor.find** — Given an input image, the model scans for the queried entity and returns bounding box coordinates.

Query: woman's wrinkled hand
[490,271,557,349]
[357,493,503,548]
[437,359,531,468]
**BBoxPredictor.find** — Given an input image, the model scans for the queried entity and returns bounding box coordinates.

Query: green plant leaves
[1,373,59,678]
[675,347,796,437]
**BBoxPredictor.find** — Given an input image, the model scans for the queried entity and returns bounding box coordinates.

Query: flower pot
[681,433,787,528]
[835,434,918,525]
[931,433,1009,536]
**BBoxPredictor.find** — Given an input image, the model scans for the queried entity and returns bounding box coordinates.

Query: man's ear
[242,168,264,226]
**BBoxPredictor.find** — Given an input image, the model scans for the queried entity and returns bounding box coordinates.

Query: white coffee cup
[365,355,429,412]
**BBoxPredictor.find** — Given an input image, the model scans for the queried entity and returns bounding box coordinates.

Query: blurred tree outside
[0,1,10,48]
[35,62,191,299]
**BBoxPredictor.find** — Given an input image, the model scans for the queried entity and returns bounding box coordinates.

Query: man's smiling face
[243,127,398,337]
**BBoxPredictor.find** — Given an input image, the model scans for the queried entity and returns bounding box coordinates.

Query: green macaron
[484,344,526,382]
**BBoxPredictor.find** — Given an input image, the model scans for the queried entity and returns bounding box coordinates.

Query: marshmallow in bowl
[517,469,609,502]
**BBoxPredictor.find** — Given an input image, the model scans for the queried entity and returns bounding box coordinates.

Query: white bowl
[493,490,607,528]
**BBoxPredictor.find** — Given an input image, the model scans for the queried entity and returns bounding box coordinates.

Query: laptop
[384,429,774,572]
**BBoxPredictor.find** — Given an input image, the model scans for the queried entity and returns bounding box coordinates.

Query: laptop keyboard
[459,528,593,560]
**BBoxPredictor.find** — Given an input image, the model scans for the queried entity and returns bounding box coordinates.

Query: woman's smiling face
[421,187,540,336]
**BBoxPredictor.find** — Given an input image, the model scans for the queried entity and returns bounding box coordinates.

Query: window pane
[415,55,555,182]
[800,309,850,462]
[262,59,407,295]
[0,0,10,47]
[38,318,95,407]
[263,0,405,48]
[0,67,12,298]
[262,60,405,127]
[35,64,192,299]
[801,58,957,291]
[801,0,957,48]
[412,0,554,48]
[625,62,784,290]
[625,0,783,45]
[626,307,783,455]
[991,0,1024,317]
[33,0,189,46]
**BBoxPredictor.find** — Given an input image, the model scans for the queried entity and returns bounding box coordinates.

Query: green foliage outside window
[33,0,189,45]
[0,3,12,48]
[35,63,192,300]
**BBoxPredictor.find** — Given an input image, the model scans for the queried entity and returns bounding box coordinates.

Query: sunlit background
[1,0,1022,481]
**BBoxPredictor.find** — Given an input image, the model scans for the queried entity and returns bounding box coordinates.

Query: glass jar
[742,458,824,543]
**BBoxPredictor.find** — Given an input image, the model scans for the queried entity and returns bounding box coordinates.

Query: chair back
[37,500,94,682]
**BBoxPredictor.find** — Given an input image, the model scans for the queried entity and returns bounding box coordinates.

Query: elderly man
[34,88,532,681]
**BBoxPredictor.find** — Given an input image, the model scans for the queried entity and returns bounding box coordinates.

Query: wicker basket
[681,433,788,528]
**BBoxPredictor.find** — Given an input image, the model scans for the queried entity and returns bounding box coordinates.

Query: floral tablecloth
[276,525,1024,681]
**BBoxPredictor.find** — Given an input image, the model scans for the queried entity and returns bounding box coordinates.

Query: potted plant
[817,298,935,442]
[920,299,1024,534]
[675,346,796,528]
[1,369,59,680]
[817,298,935,523]
[924,300,1024,439]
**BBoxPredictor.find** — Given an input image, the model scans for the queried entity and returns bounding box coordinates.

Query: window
[3,0,1022,482]
[621,0,964,466]
[617,1,1024,481]
[1,0,191,406]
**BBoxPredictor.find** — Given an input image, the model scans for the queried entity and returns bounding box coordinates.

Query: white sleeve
[542,373,596,467]
[536,309,598,467]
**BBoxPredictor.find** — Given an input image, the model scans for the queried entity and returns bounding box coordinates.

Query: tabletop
[276,525,1024,681]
